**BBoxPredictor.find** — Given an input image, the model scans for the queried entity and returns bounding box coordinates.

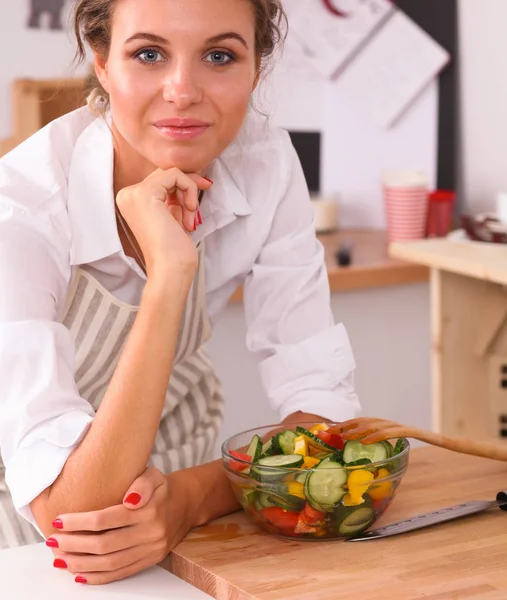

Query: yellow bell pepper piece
[293,435,308,456]
[302,456,320,469]
[368,468,393,500]
[286,480,306,499]
[343,469,375,506]
[309,423,330,434]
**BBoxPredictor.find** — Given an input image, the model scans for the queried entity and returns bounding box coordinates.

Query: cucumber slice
[261,438,276,458]
[250,454,304,481]
[305,463,347,510]
[239,489,256,508]
[246,435,263,463]
[380,440,393,458]
[393,438,407,456]
[295,426,336,452]
[278,430,298,455]
[337,506,375,536]
[257,492,278,509]
[344,458,372,468]
[295,471,309,484]
[343,440,388,464]
[268,494,305,512]
[304,476,332,513]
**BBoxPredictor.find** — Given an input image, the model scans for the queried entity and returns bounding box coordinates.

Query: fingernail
[125,492,142,506]
[203,177,213,184]
[52,519,63,529]
[46,538,59,548]
[75,576,88,584]
[197,210,202,225]
[53,558,67,569]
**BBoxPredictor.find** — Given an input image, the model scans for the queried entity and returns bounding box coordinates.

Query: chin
[150,148,209,174]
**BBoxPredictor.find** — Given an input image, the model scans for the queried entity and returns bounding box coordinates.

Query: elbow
[30,488,58,540]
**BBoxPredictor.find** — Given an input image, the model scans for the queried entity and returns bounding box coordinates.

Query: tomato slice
[300,502,326,526]
[228,450,252,473]
[259,507,299,531]
[316,430,345,450]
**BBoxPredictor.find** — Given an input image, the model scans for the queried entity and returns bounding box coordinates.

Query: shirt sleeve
[242,142,361,422]
[0,197,95,527]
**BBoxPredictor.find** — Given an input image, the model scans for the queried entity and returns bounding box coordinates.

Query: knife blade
[346,490,507,542]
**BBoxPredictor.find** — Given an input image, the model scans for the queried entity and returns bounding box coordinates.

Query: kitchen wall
[459,0,507,214]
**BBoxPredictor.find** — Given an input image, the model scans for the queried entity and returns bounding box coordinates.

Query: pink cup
[382,171,429,242]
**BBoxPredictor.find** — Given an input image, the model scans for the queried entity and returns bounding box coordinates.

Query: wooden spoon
[328,418,507,462]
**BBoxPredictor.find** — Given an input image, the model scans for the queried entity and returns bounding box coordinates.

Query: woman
[0,0,359,585]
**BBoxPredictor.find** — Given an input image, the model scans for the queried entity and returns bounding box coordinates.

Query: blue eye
[135,48,164,64]
[205,50,235,66]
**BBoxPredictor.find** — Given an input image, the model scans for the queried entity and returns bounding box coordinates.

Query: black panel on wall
[395,0,459,192]
[288,131,321,194]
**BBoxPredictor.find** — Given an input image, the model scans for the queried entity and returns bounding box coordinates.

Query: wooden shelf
[229,229,429,302]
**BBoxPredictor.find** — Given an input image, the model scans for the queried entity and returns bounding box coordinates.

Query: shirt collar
[67,114,252,265]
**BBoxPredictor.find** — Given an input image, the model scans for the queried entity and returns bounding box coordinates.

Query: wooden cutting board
[163,446,507,600]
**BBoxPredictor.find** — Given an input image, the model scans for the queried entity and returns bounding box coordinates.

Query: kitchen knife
[346,490,507,541]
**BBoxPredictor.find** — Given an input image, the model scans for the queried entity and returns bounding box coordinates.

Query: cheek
[107,61,155,119]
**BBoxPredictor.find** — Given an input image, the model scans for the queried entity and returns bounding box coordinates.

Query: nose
[162,59,203,108]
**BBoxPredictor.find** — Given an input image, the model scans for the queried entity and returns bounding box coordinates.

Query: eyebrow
[125,31,249,49]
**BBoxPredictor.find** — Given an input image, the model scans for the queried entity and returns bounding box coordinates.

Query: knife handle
[496,490,507,511]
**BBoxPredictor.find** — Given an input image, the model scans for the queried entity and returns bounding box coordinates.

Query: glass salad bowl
[221,422,410,540]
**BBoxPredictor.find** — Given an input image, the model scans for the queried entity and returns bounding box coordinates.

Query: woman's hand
[46,467,195,585]
[116,168,212,277]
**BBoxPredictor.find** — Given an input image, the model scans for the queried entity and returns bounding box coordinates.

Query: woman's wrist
[167,460,240,531]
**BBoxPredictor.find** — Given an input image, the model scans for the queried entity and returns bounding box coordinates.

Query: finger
[48,523,143,555]
[54,542,158,577]
[167,204,185,229]
[123,467,166,511]
[54,504,137,533]
[73,553,164,586]
[342,427,379,440]
[151,169,206,211]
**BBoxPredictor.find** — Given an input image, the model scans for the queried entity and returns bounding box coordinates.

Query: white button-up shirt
[0,107,360,523]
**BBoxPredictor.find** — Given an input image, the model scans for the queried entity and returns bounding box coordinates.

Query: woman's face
[95,0,258,175]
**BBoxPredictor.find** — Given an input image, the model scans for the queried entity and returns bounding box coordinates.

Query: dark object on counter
[336,243,352,267]
[461,214,507,244]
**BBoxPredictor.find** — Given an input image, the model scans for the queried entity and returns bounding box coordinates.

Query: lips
[153,118,209,128]
[153,118,210,141]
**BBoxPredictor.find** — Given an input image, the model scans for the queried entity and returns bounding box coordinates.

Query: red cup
[382,171,429,242]
[426,190,456,237]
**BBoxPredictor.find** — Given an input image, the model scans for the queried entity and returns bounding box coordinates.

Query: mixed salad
[226,423,408,538]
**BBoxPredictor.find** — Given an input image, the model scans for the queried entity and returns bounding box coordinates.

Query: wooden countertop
[164,447,507,599]
[229,230,429,302]
[390,238,507,285]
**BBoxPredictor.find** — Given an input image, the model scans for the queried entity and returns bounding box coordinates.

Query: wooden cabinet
[1,77,87,156]
[390,239,507,440]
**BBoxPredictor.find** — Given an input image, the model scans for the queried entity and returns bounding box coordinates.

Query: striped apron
[0,243,223,548]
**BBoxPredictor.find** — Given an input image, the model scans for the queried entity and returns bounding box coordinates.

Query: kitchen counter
[164,446,507,600]
[229,230,429,302]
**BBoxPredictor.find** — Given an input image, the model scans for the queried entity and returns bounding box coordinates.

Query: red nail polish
[46,538,59,548]
[203,177,213,184]
[53,558,67,569]
[75,576,88,584]
[197,210,202,225]
[124,492,142,506]
[52,519,63,529]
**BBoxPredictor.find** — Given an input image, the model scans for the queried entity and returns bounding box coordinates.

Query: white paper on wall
[335,10,450,128]
[284,0,395,79]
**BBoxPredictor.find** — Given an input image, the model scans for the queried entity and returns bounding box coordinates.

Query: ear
[93,51,110,94]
